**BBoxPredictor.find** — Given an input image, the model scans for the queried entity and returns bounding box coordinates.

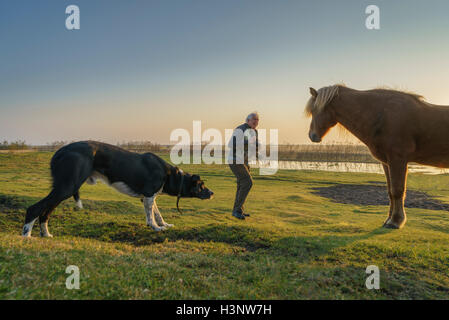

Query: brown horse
[305,85,449,229]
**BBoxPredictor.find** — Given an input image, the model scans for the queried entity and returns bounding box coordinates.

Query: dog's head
[187,174,214,200]
[171,169,213,214]
[167,167,214,200]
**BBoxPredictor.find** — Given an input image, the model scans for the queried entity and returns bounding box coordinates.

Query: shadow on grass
[0,193,144,232]
[0,192,145,214]
[1,192,393,262]
[61,219,392,262]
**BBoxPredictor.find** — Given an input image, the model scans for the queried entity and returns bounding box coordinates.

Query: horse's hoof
[383,222,400,229]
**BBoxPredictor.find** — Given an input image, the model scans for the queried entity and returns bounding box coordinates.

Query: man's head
[246,112,259,129]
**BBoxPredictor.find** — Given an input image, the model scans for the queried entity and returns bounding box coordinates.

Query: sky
[1,0,449,145]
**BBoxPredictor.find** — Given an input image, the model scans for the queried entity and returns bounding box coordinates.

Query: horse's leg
[382,163,394,226]
[383,159,408,229]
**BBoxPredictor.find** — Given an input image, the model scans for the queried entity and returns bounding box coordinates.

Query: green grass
[0,152,448,299]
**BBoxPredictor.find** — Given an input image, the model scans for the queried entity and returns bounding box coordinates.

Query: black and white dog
[22,141,214,237]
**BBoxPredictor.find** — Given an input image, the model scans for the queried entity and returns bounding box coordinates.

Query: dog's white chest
[87,171,141,198]
[111,182,141,197]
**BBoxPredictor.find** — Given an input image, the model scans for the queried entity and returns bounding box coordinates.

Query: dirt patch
[312,184,449,211]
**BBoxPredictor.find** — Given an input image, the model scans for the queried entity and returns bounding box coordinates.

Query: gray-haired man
[228,112,259,220]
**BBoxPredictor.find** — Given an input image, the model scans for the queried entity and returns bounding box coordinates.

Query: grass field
[0,152,448,299]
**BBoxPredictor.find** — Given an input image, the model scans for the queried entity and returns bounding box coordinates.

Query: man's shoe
[232,211,245,220]
[243,213,250,217]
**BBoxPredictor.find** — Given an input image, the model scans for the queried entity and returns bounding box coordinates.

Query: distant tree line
[0,139,376,163]
[116,141,163,153]
[31,140,165,153]
[0,140,30,150]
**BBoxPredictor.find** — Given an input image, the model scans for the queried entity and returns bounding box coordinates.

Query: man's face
[247,115,259,129]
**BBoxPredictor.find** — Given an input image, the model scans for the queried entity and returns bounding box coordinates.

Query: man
[228,112,259,220]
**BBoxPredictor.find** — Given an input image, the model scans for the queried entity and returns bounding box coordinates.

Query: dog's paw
[148,224,163,232]
[40,232,54,238]
[22,226,32,238]
[75,200,84,210]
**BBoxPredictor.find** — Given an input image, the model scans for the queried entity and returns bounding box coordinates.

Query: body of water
[258,161,449,175]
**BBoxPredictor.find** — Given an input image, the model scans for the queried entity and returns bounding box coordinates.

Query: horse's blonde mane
[374,86,425,102]
[305,85,341,116]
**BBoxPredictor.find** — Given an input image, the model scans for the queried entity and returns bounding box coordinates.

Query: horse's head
[305,86,339,143]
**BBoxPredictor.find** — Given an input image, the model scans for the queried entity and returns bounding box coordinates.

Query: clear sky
[1,0,449,145]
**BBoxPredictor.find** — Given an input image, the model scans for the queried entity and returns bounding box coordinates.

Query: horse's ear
[309,87,318,98]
